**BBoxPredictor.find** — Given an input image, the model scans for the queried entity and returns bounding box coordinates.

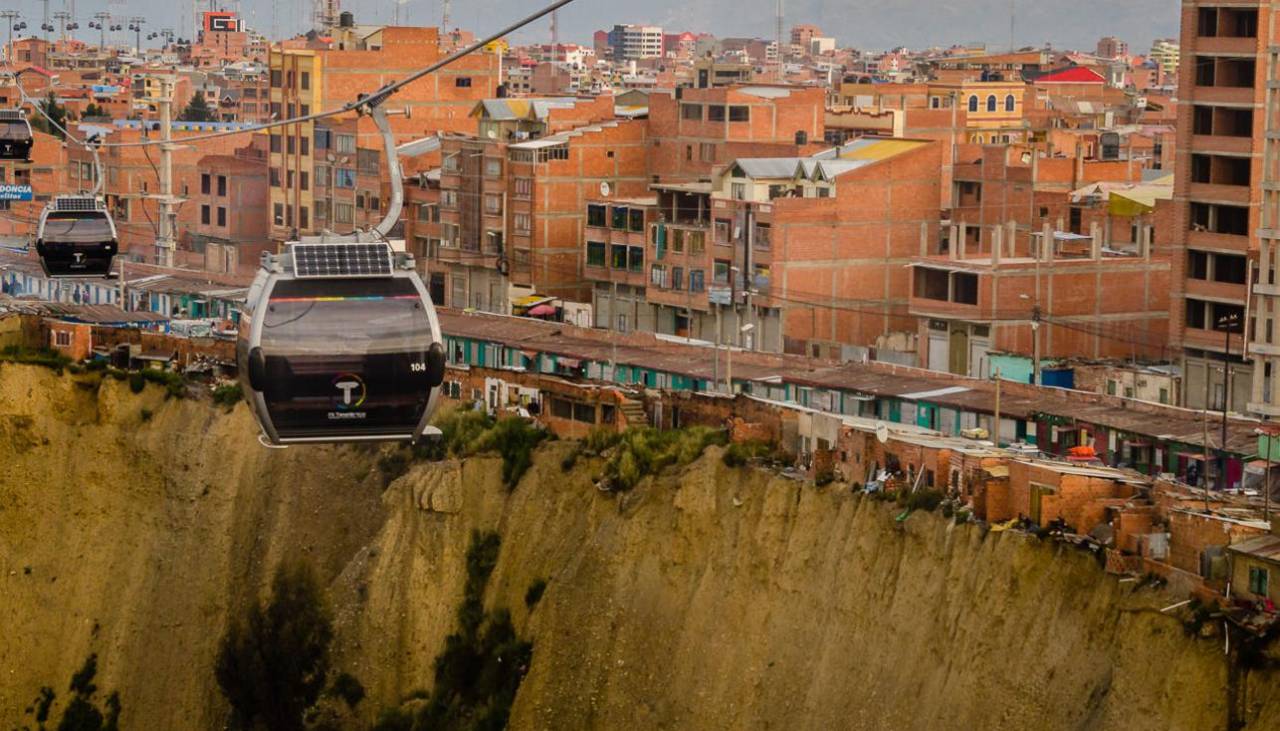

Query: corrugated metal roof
[1227,534,1280,560]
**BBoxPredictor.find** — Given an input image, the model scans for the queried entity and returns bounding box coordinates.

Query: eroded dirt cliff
[2,364,1278,730]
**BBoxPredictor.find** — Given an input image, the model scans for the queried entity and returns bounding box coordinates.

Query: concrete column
[991,225,1002,266]
[949,224,960,259]
[920,221,929,256]
[957,222,967,259]
[1005,221,1017,258]
[1042,222,1054,263]
[1141,225,1152,259]
[1090,221,1101,259]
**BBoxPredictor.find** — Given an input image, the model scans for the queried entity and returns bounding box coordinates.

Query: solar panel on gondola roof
[53,196,104,212]
[293,242,393,279]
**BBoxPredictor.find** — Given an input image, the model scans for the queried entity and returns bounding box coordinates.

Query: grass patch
[381,407,550,491]
[600,426,727,492]
[211,382,243,410]
[1,345,72,373]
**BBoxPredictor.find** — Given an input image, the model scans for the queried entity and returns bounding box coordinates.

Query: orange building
[268,25,501,245]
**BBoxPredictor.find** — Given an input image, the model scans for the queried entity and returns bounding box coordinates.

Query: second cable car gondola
[35,195,119,277]
[237,241,447,445]
[0,108,34,161]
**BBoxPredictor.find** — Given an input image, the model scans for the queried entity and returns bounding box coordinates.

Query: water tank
[339,11,354,27]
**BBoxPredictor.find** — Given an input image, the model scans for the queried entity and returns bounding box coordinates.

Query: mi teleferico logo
[203,12,241,32]
[332,373,366,410]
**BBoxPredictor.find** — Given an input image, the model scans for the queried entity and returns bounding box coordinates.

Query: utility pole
[441,0,451,34]
[1203,366,1212,511]
[1,12,19,66]
[129,17,145,56]
[92,12,109,50]
[1218,310,1241,491]
[154,75,178,268]
[775,0,784,81]
[1031,303,1041,385]
[53,10,69,43]
[993,367,1002,447]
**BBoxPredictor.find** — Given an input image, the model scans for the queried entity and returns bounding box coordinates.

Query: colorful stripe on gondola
[269,295,421,302]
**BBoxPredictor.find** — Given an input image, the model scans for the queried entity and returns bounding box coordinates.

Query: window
[1249,565,1269,596]
[1185,299,1207,329]
[216,207,226,226]
[587,204,607,227]
[200,173,211,194]
[672,229,685,253]
[953,272,979,305]
[714,218,731,244]
[986,95,997,112]
[286,170,294,189]
[299,207,308,229]
[514,212,531,234]
[455,77,472,87]
[611,206,629,229]
[484,194,502,215]
[273,202,284,225]
[287,135,295,155]
[336,134,356,154]
[1214,253,1247,284]
[334,168,356,189]
[587,241,606,267]
[611,244,628,268]
[672,266,684,290]
[1188,250,1208,280]
[628,208,645,232]
[514,177,532,199]
[968,95,978,112]
[300,172,309,191]
[686,145,694,162]
[681,103,703,121]
[689,230,705,253]
[200,204,210,225]
[629,246,644,273]
[269,134,281,153]
[728,106,749,122]
[300,71,310,90]
[216,175,227,196]
[441,190,457,208]
[731,182,746,200]
[270,69,281,87]
[334,202,353,224]
[54,330,71,347]
[315,129,331,150]
[651,264,668,287]
[484,158,501,177]
[708,105,725,121]
[714,259,730,283]
[753,223,771,250]
[300,137,310,156]
[357,149,380,175]
[699,142,716,162]
[314,165,330,188]
[689,269,705,292]
[443,154,460,173]
[1004,94,1015,112]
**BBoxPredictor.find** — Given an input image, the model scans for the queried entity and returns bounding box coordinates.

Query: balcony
[1189,134,1255,156]
[1195,37,1259,56]
[1188,182,1252,205]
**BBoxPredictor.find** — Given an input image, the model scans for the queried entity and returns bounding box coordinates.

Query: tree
[31,92,68,139]
[82,103,107,119]
[177,93,216,122]
[215,562,334,731]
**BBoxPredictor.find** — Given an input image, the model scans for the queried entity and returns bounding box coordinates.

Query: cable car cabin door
[253,276,437,443]
[37,210,118,278]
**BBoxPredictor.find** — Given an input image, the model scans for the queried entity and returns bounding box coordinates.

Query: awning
[558,357,581,368]
[513,294,553,308]
[527,303,556,316]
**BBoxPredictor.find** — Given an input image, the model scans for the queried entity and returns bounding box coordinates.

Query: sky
[11,0,1179,53]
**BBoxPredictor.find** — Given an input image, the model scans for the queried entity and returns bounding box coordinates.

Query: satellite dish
[599,181,611,197]
[875,422,889,444]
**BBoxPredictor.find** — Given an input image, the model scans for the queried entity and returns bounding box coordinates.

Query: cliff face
[2,364,1278,731]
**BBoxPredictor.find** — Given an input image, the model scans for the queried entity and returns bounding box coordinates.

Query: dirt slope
[2,364,1279,730]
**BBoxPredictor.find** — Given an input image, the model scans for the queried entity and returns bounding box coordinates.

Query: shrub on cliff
[215,561,334,731]
[22,653,121,731]
[469,417,548,490]
[0,345,72,373]
[602,426,727,491]
[374,530,533,731]
[212,383,243,410]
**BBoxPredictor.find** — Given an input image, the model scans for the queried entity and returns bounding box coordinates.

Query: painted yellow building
[928,80,1027,144]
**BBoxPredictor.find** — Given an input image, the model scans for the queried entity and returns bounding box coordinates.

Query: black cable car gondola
[35,195,119,278]
[237,100,446,445]
[0,108,34,161]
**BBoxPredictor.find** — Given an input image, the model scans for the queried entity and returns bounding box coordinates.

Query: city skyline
[4,0,1180,51]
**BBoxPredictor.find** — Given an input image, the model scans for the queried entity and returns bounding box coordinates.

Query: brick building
[268,25,500,246]
[425,96,648,312]
[1167,1,1267,413]
[191,138,271,275]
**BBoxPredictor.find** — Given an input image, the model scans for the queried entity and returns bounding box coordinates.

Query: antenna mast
[775,0,784,80]
[442,0,451,33]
